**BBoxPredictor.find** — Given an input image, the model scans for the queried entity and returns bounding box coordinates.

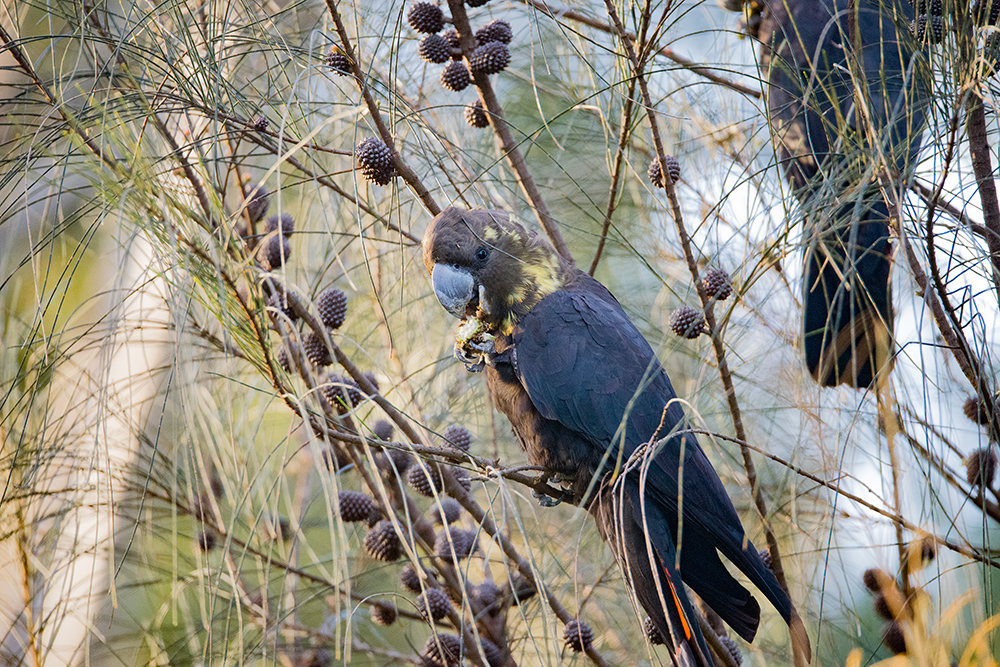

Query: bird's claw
[455,337,500,373]
[532,471,564,507]
[467,338,495,356]
[455,343,486,373]
[533,489,563,507]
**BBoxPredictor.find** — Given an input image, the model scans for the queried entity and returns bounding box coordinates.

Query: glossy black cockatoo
[423,207,809,666]
[756,0,926,387]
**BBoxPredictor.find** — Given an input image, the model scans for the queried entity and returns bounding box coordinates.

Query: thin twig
[681,430,1000,570]
[912,180,993,242]
[516,0,762,99]
[589,77,637,275]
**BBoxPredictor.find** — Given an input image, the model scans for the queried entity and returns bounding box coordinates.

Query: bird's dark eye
[475,247,490,262]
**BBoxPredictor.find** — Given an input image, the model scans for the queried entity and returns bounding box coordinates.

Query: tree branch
[446,0,573,262]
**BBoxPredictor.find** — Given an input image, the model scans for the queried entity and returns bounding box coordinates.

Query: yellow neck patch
[497,243,565,335]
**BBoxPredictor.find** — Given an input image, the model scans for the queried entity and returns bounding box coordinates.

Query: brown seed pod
[475,581,501,614]
[966,447,998,489]
[419,33,451,63]
[268,291,297,323]
[440,61,472,92]
[355,137,397,186]
[423,633,462,667]
[316,287,348,329]
[442,425,472,451]
[442,29,461,58]
[370,601,397,626]
[434,527,476,562]
[322,374,363,410]
[468,41,510,75]
[337,490,375,523]
[963,395,992,425]
[407,463,443,497]
[264,212,294,236]
[260,235,290,270]
[465,99,489,128]
[407,2,444,33]
[302,332,332,368]
[648,154,680,187]
[243,181,270,224]
[400,564,426,593]
[702,267,733,300]
[325,48,351,74]
[475,19,512,45]
[477,637,505,667]
[416,587,452,622]
[670,305,706,339]
[430,497,463,525]
[363,520,402,561]
[563,619,594,653]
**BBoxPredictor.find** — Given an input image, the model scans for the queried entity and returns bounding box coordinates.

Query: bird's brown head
[423,207,568,334]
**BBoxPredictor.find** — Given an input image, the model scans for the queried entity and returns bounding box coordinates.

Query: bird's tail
[590,482,713,667]
[803,199,893,388]
[712,537,813,663]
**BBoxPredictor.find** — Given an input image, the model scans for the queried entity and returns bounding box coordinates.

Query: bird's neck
[491,246,571,335]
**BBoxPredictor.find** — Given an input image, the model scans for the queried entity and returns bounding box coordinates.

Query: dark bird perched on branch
[755,0,926,387]
[423,207,810,667]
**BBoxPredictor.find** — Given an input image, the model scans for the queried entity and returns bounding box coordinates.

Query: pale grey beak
[431,263,475,318]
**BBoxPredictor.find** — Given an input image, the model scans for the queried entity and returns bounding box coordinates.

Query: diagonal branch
[325,0,442,216]
[589,76,637,275]
[446,0,573,262]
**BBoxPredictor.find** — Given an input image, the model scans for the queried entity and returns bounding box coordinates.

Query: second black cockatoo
[756,0,926,387]
[423,207,809,667]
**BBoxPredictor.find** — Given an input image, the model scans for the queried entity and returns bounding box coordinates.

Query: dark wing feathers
[763,0,924,387]
[679,537,761,642]
[515,285,744,540]
[511,276,792,627]
[515,285,669,449]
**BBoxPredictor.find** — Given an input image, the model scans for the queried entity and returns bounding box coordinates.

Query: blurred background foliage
[1,0,998,665]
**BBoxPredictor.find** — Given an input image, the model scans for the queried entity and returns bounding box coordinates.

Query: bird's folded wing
[511,288,743,531]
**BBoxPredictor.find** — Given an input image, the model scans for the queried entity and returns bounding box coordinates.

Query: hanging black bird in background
[751,0,927,387]
[423,208,811,667]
